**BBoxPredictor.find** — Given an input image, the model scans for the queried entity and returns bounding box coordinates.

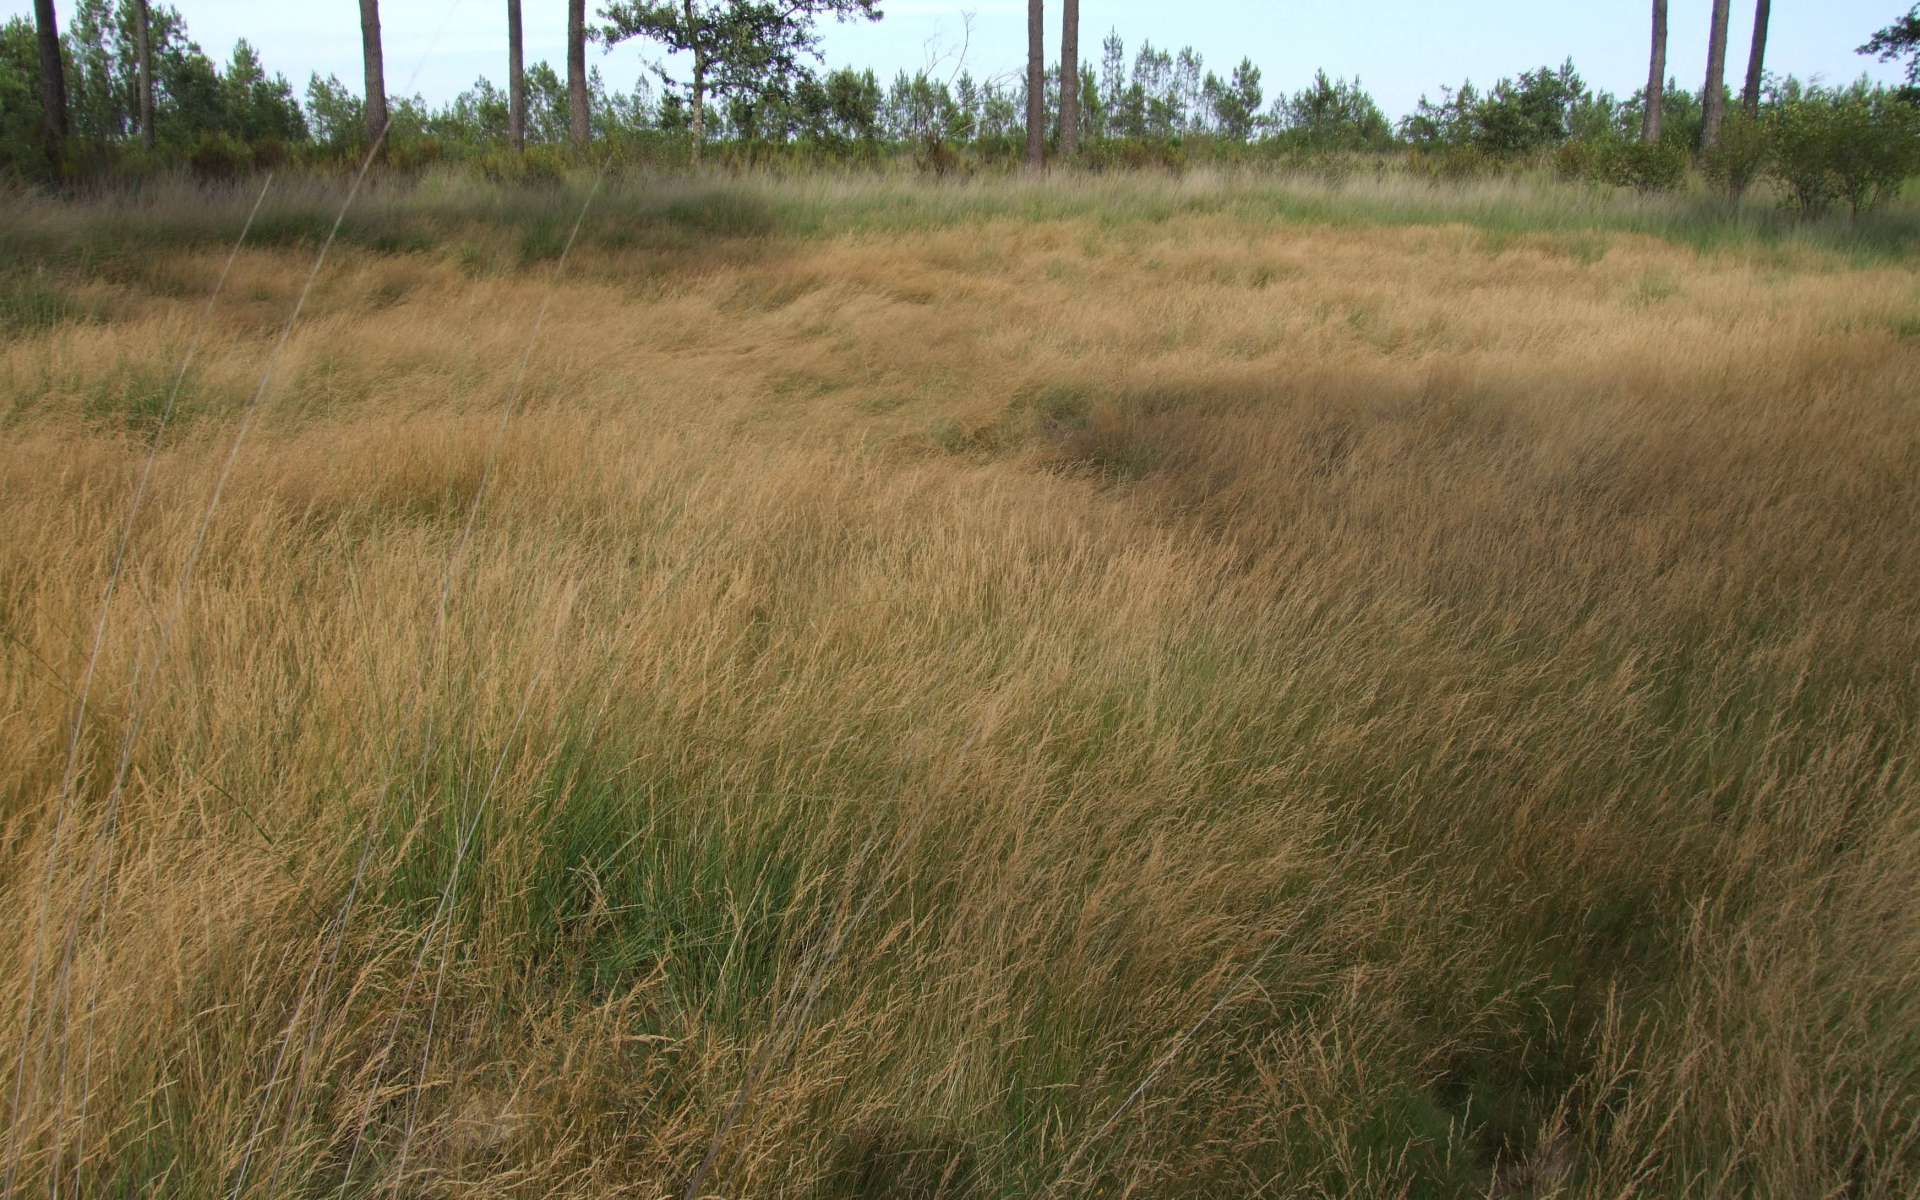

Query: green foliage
[220,39,306,143]
[1556,136,1689,194]
[792,67,882,147]
[474,143,570,186]
[519,61,573,144]
[1206,58,1264,143]
[1702,110,1770,199]
[57,2,302,150]
[0,18,47,177]
[1273,71,1392,152]
[600,0,882,122]
[0,271,82,334]
[1768,80,1920,218]
[1405,143,1497,182]
[302,72,364,152]
[66,0,128,142]
[1859,5,1920,88]
[6,0,1919,211]
[183,130,255,180]
[1080,136,1189,174]
[1088,34,1213,142]
[434,75,509,144]
[1478,60,1590,156]
[885,69,966,157]
[1402,61,1598,158]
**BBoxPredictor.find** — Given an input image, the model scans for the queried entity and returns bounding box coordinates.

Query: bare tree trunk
[135,0,154,150]
[1025,0,1044,169]
[359,0,389,151]
[1741,0,1770,117]
[1059,0,1078,157]
[1642,0,1667,144]
[507,0,526,151]
[32,0,67,154]
[1701,0,1730,150]
[568,0,588,148]
[684,0,704,161]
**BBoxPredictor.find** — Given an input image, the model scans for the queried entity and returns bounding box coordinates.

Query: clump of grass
[79,361,190,439]
[1629,269,1681,306]
[1548,232,1610,266]
[0,272,83,334]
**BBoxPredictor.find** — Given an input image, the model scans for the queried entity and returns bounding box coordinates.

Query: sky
[4,1,1910,123]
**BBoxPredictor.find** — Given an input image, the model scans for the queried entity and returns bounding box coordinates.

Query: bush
[1702,111,1770,200]
[1557,137,1688,194]
[1827,87,1920,218]
[475,144,570,187]
[1552,137,1603,183]
[185,132,254,182]
[1610,138,1690,193]
[1768,81,1920,219]
[1406,144,1497,182]
[250,138,292,171]
[387,136,447,174]
[1081,137,1188,174]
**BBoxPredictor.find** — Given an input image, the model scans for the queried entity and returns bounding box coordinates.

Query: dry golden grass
[2,173,1918,1197]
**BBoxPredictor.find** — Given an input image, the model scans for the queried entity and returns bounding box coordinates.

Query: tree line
[6,0,1920,199]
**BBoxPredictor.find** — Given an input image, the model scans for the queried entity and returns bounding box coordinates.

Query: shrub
[1407,144,1497,182]
[387,136,447,174]
[1082,137,1188,174]
[1826,86,1920,218]
[249,137,292,171]
[1552,138,1603,183]
[1558,137,1688,194]
[1767,81,1920,219]
[1702,111,1770,200]
[185,132,254,182]
[475,145,570,187]
[1613,139,1690,193]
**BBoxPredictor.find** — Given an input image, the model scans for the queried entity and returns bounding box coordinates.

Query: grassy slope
[2,170,1918,1197]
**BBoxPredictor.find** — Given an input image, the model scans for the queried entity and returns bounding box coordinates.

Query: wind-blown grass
[2,172,1918,1197]
[6,162,1919,277]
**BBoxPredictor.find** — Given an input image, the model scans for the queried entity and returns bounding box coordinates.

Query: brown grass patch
[2,176,1918,1198]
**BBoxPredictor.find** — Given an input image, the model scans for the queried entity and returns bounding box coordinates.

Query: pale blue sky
[5,2,1909,121]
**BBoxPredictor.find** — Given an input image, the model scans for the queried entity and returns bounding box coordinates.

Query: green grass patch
[1547,232,1611,266]
[373,736,844,1036]
[0,272,84,334]
[79,360,245,440]
[1628,270,1681,307]
[8,171,1918,281]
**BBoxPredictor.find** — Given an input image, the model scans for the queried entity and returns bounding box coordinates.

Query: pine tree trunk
[507,0,526,151]
[136,0,154,150]
[1741,0,1770,117]
[32,0,67,152]
[1025,0,1045,169]
[1642,0,1667,144]
[359,0,389,150]
[1701,0,1730,150]
[685,0,704,162]
[568,0,588,148]
[1060,0,1079,157]
[691,58,705,161]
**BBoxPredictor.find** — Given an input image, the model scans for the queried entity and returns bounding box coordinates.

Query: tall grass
[6,162,1919,278]
[2,172,1918,1197]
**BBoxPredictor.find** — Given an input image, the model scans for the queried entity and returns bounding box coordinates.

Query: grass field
[3,169,1919,1198]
